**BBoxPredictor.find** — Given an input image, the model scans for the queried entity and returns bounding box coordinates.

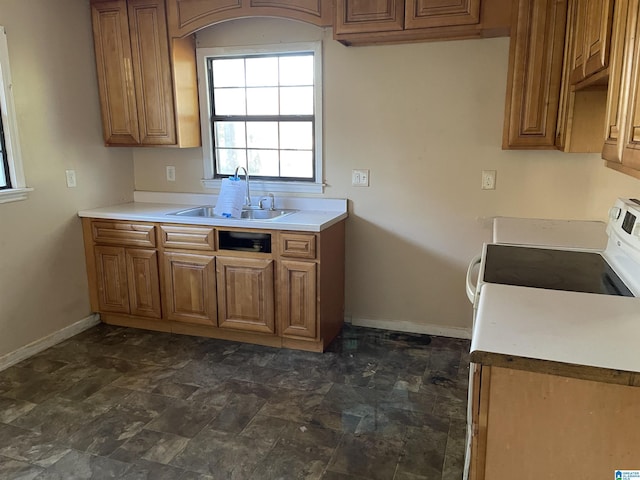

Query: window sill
[201,179,324,194]
[0,187,33,204]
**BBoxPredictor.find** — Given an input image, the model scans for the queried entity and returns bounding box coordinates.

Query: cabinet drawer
[279,233,316,259]
[160,225,215,251]
[92,221,156,247]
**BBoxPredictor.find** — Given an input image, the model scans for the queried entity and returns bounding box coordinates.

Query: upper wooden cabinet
[166,0,333,37]
[604,0,640,178]
[334,0,510,45]
[503,0,567,149]
[90,0,200,147]
[405,0,481,29]
[504,0,609,153]
[569,0,615,85]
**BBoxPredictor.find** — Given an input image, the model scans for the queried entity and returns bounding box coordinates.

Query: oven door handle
[466,254,482,303]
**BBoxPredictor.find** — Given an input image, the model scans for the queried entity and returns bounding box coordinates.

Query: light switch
[166,166,176,182]
[65,169,77,188]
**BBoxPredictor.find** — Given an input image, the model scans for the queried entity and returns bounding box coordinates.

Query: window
[0,105,10,189]
[0,26,29,203]
[198,43,323,194]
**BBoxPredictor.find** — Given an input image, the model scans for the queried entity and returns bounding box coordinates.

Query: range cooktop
[483,244,633,297]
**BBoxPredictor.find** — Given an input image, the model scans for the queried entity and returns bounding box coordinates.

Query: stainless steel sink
[169,206,297,221]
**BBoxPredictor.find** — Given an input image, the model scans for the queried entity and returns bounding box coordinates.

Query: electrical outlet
[481,170,496,190]
[166,166,176,182]
[65,169,77,188]
[352,169,370,187]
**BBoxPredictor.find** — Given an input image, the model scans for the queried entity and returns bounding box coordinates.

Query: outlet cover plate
[352,169,370,187]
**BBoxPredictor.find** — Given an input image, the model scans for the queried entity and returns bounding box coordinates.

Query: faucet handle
[258,193,276,210]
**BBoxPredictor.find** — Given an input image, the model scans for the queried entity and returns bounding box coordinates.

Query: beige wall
[0,0,134,356]
[133,18,639,335]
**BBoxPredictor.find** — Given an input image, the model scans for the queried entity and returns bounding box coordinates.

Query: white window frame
[0,26,30,204]
[197,42,324,194]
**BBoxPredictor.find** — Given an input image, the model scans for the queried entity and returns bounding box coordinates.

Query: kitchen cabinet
[504,0,608,152]
[163,252,217,326]
[90,0,200,147]
[279,260,317,339]
[603,0,640,178]
[216,257,275,334]
[82,218,346,352]
[333,0,510,45]
[469,365,640,479]
[570,0,615,85]
[85,220,163,323]
[503,0,567,149]
[166,0,333,38]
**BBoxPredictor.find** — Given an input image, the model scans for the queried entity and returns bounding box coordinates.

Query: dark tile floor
[0,323,470,480]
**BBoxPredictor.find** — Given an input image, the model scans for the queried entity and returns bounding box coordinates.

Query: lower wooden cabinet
[82,218,345,352]
[163,252,216,327]
[469,365,640,479]
[94,245,161,318]
[216,257,275,334]
[279,260,317,339]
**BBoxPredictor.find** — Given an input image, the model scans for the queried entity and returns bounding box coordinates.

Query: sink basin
[169,206,297,221]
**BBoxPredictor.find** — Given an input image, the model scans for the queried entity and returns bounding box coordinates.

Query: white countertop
[493,217,607,250]
[78,194,348,232]
[472,283,640,374]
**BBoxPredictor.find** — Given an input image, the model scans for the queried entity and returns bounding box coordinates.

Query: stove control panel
[604,198,640,296]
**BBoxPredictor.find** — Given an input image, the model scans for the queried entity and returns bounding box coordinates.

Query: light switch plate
[352,169,370,187]
[65,169,77,188]
[166,166,176,182]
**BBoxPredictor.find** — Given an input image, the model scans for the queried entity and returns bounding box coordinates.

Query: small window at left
[0,26,30,202]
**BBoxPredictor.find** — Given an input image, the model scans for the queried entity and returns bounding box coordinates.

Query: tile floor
[0,324,470,480]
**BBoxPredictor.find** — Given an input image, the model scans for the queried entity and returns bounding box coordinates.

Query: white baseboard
[348,317,472,340]
[0,314,101,372]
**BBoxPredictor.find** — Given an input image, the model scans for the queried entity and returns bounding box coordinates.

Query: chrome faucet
[234,166,251,207]
[258,193,276,211]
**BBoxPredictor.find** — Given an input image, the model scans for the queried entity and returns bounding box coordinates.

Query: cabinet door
[334,0,404,34]
[570,0,587,83]
[126,249,161,318]
[91,0,140,145]
[622,1,640,171]
[216,257,275,334]
[163,252,217,326]
[405,0,480,29]
[95,246,130,314]
[128,0,176,145]
[583,0,615,79]
[279,260,317,339]
[602,0,631,164]
[503,0,568,149]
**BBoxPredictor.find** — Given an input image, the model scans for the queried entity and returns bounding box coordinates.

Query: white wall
[0,0,134,356]
[133,18,639,336]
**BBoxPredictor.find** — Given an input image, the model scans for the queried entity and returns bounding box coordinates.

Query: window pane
[280,87,313,115]
[247,87,279,115]
[279,55,313,86]
[280,151,313,178]
[215,122,246,148]
[211,58,245,87]
[280,122,312,150]
[247,122,278,149]
[216,148,247,175]
[0,152,6,188]
[214,88,246,115]
[248,149,279,177]
[246,57,278,87]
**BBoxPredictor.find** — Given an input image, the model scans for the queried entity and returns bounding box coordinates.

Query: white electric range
[462,198,640,480]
